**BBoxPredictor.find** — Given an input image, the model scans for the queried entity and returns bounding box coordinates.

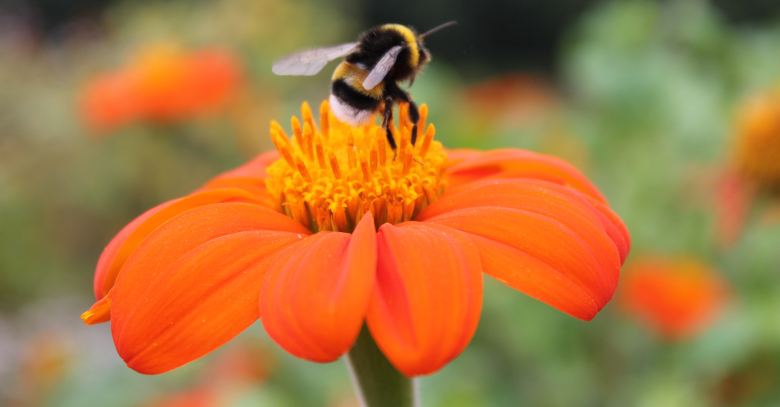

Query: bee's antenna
[419,21,457,39]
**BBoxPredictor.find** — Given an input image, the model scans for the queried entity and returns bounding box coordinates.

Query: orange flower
[733,92,780,189]
[13,334,71,406]
[81,44,242,132]
[619,257,730,340]
[464,73,558,128]
[715,90,780,246]
[82,101,630,377]
[206,340,275,387]
[143,388,215,407]
[140,341,274,407]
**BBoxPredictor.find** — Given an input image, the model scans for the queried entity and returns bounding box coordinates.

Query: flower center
[265,100,448,233]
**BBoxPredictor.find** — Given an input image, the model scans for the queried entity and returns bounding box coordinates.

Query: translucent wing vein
[362,45,403,90]
[272,42,359,76]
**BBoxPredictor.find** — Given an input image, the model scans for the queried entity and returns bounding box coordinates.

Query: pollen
[266,100,448,232]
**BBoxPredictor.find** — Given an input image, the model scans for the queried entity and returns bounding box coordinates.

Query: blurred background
[1,0,780,405]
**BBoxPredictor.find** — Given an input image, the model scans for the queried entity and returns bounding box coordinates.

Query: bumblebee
[272,21,456,151]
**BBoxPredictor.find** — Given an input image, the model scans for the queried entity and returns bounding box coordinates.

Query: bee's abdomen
[330,79,382,125]
[331,79,382,110]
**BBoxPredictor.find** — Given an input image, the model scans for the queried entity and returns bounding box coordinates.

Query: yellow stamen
[402,144,413,175]
[398,144,406,166]
[315,134,326,169]
[370,140,378,173]
[332,205,348,231]
[398,129,409,164]
[423,184,439,204]
[389,196,403,225]
[270,120,288,140]
[295,157,312,182]
[347,195,359,223]
[320,100,330,139]
[266,102,446,232]
[360,153,371,183]
[285,190,310,228]
[271,130,296,168]
[302,102,318,134]
[303,122,314,160]
[315,202,331,232]
[403,198,416,222]
[376,128,387,167]
[417,104,428,143]
[399,103,409,133]
[419,124,435,158]
[291,116,303,151]
[347,130,357,169]
[329,150,342,180]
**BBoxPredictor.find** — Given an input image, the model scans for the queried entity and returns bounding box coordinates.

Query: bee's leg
[394,89,420,145]
[382,96,398,156]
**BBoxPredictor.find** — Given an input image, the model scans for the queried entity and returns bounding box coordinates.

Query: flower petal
[260,214,377,363]
[111,203,308,374]
[419,178,629,265]
[425,205,620,321]
[81,288,113,325]
[367,222,483,377]
[443,148,482,166]
[196,179,274,207]
[194,151,281,204]
[581,194,631,263]
[94,199,178,299]
[445,149,607,203]
[205,151,280,182]
[96,188,269,298]
[95,152,286,299]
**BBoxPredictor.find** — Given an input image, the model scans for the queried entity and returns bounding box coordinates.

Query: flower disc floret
[265,101,447,232]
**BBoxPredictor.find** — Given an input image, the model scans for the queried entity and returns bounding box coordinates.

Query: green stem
[346,324,417,407]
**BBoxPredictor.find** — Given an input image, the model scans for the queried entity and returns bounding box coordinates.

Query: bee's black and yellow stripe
[331,79,382,112]
[331,62,383,115]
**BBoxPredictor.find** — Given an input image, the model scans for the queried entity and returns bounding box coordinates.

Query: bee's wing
[272,42,359,76]
[362,45,403,90]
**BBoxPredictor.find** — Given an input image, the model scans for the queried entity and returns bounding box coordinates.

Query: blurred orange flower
[734,92,780,189]
[620,257,730,340]
[716,90,780,246]
[143,388,215,407]
[81,44,243,132]
[464,73,558,128]
[82,101,629,377]
[10,334,71,407]
[141,341,274,407]
[206,341,275,387]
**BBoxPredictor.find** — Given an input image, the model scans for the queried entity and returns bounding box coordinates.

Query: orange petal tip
[82,292,112,325]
